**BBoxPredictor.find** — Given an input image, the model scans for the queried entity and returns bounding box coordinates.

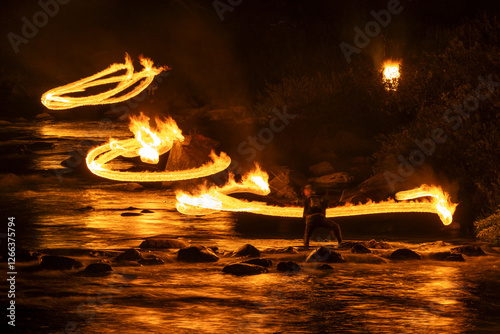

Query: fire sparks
[41,54,169,110]
[176,169,457,226]
[382,59,401,90]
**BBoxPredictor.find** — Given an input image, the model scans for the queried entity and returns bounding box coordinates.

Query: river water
[1,120,499,334]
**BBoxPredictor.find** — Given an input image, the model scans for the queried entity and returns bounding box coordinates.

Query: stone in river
[305,247,345,263]
[450,245,486,257]
[277,261,302,273]
[76,206,95,212]
[233,244,260,257]
[140,238,189,249]
[40,255,83,270]
[84,263,113,274]
[141,209,154,213]
[429,251,465,262]
[351,244,371,254]
[35,112,53,120]
[115,249,143,262]
[390,249,422,261]
[177,246,219,263]
[243,258,272,268]
[222,263,268,276]
[319,264,334,270]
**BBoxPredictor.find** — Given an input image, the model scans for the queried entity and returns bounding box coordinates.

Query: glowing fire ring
[41,54,169,110]
[86,140,231,182]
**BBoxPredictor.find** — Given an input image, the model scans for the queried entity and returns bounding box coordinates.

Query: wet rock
[40,255,83,270]
[123,183,144,191]
[390,249,421,261]
[84,263,113,274]
[124,206,139,210]
[309,161,335,176]
[115,249,143,262]
[319,264,334,270]
[366,239,391,249]
[305,247,345,263]
[121,212,142,217]
[141,209,154,213]
[15,251,41,262]
[429,252,465,262]
[76,206,95,212]
[222,263,268,276]
[178,246,219,263]
[351,244,371,254]
[337,241,359,249]
[139,256,165,266]
[233,244,260,257]
[89,251,109,257]
[277,261,301,273]
[451,245,486,257]
[243,258,272,268]
[35,112,53,120]
[140,238,189,249]
[266,246,299,254]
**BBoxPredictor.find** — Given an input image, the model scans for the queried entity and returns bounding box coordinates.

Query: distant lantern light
[382,59,401,91]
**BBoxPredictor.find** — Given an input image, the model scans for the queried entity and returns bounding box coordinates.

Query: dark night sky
[0,0,499,118]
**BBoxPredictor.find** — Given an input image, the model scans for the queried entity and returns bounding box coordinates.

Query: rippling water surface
[1,121,499,333]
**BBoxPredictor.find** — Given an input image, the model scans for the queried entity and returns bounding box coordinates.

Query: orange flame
[129,112,184,164]
[176,168,457,226]
[41,54,169,110]
[382,59,401,90]
[86,114,230,182]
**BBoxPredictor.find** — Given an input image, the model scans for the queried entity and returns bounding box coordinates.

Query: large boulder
[233,244,260,258]
[277,261,302,273]
[162,134,220,187]
[450,245,486,257]
[243,258,273,268]
[390,249,421,261]
[115,249,143,262]
[222,263,268,276]
[177,246,219,263]
[140,238,189,249]
[40,256,83,270]
[305,247,345,263]
[429,252,465,262]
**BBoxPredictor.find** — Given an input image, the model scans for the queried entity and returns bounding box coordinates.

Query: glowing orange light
[41,54,169,110]
[176,169,457,226]
[382,59,401,90]
[86,113,231,182]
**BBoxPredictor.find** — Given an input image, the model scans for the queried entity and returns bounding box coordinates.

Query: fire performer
[302,185,343,249]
